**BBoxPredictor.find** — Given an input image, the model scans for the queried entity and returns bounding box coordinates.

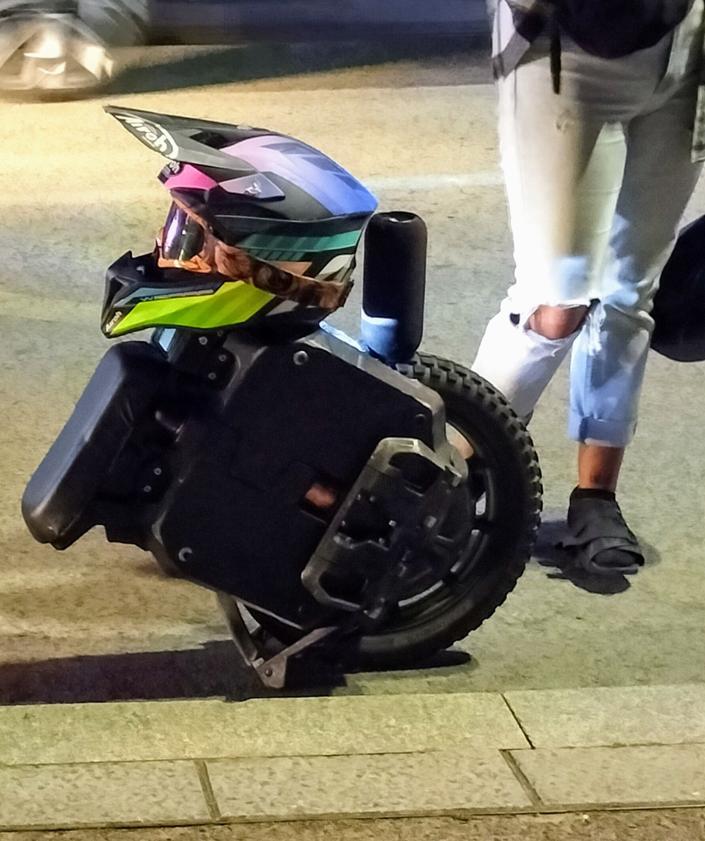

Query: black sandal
[558,488,645,576]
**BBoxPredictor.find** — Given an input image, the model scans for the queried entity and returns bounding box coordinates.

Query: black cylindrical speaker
[361,211,428,364]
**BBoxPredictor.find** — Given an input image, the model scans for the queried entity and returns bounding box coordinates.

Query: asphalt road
[1,41,704,704]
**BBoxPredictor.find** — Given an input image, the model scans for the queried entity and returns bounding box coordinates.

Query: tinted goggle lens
[161,204,205,262]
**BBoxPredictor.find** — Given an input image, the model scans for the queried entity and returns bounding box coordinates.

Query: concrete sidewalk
[2,684,705,830]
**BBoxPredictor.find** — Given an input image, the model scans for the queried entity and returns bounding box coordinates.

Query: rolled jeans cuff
[568,413,637,447]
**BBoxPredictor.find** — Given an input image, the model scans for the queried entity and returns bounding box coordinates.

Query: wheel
[0,13,115,95]
[254,353,543,669]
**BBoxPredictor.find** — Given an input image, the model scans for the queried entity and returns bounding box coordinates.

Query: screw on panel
[293,351,309,366]
[198,336,209,346]
[218,354,228,363]
[153,467,163,477]
[208,372,217,381]
[142,485,152,494]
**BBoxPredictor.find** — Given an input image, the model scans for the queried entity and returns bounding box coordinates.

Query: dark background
[147,0,488,43]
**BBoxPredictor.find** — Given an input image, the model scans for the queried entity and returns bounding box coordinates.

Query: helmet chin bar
[101,244,354,340]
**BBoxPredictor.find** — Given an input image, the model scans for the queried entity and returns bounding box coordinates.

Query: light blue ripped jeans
[472,1,704,446]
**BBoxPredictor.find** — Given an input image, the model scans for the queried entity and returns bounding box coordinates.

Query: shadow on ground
[0,642,471,705]
[0,641,332,704]
[106,37,484,97]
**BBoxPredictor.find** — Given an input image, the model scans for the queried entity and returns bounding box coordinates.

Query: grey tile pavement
[207,751,532,820]
[0,693,528,767]
[504,684,705,748]
[0,761,210,830]
[512,744,705,809]
[3,687,705,830]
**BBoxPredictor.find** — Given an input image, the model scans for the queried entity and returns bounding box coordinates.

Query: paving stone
[504,684,705,748]
[206,749,532,819]
[0,761,209,830]
[512,744,705,808]
[0,694,527,766]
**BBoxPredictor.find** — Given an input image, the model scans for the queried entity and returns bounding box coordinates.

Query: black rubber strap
[550,15,562,94]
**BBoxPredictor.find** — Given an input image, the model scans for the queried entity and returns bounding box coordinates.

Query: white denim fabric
[472,0,705,446]
[488,0,705,160]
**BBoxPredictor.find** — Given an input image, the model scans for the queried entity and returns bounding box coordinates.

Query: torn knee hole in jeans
[509,299,598,346]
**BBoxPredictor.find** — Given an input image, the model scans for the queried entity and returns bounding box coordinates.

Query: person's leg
[473,10,702,421]
[562,51,703,571]
[472,47,632,418]
[577,443,624,491]
[568,86,704,472]
[473,24,702,574]
[569,0,704,482]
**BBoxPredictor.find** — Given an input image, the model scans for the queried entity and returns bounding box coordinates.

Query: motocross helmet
[651,214,705,362]
[102,106,378,338]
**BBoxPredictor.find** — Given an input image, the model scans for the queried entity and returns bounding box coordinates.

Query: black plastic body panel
[147,332,442,626]
[22,327,448,629]
[22,342,170,549]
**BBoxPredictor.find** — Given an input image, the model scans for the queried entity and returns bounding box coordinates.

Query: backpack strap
[549,11,562,93]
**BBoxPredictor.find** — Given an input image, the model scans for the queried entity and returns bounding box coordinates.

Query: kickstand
[217,593,337,689]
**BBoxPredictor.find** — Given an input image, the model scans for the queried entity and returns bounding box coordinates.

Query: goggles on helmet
[156,199,354,311]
